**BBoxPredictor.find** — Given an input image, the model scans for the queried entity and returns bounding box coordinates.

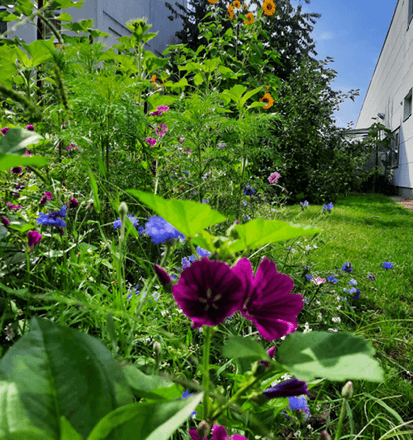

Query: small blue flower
[145,216,185,244]
[343,287,356,295]
[327,275,338,284]
[126,285,140,300]
[182,171,190,176]
[244,185,255,196]
[305,274,313,281]
[189,255,195,263]
[348,279,357,286]
[196,246,212,258]
[176,389,197,419]
[202,200,209,204]
[341,262,353,273]
[182,257,191,270]
[36,205,67,227]
[171,274,178,280]
[113,214,140,229]
[327,202,334,210]
[352,289,361,299]
[152,292,160,301]
[242,201,248,207]
[383,262,393,270]
[289,395,311,420]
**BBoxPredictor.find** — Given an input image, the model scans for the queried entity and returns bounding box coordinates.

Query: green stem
[335,397,348,440]
[202,325,213,421]
[22,246,30,334]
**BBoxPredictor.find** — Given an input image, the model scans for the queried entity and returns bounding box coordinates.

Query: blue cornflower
[343,287,357,296]
[352,289,361,299]
[126,285,140,300]
[182,171,190,176]
[383,262,393,270]
[300,200,309,208]
[196,246,211,258]
[348,279,357,286]
[171,274,178,280]
[323,202,333,213]
[36,205,67,227]
[327,275,338,284]
[202,200,209,204]
[145,216,185,244]
[289,395,311,421]
[305,274,313,281]
[114,214,140,229]
[182,257,191,270]
[367,273,376,281]
[341,262,353,273]
[244,185,255,196]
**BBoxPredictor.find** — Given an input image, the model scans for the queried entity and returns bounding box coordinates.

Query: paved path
[388,196,413,211]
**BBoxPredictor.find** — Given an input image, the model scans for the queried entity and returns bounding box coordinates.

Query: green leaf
[228,84,247,102]
[240,86,263,106]
[193,73,204,86]
[126,190,226,238]
[122,366,181,400]
[247,102,266,110]
[276,331,384,382]
[0,317,134,439]
[60,417,83,440]
[88,170,100,214]
[0,153,47,171]
[145,94,177,113]
[0,128,44,155]
[2,13,22,22]
[20,40,54,66]
[87,393,203,440]
[50,0,85,8]
[222,336,270,361]
[0,381,54,440]
[55,12,72,21]
[15,0,34,16]
[229,218,321,252]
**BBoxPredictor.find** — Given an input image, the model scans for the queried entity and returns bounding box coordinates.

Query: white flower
[294,430,301,438]
[313,245,318,249]
[305,245,311,251]
[328,328,338,332]
[315,300,321,305]
[317,312,323,321]
[303,322,312,333]
[288,246,296,253]
[332,317,341,323]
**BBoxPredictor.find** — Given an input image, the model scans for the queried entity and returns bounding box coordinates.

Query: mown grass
[264,193,413,438]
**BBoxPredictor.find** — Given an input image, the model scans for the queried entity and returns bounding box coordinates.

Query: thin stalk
[202,325,213,421]
[335,398,348,440]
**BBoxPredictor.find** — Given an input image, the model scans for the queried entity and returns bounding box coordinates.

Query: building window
[388,127,400,169]
[43,10,61,40]
[0,6,7,36]
[403,90,412,120]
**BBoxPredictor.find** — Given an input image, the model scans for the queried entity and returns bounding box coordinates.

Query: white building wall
[356,0,413,197]
[2,0,185,59]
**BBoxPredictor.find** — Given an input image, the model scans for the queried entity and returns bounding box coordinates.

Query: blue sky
[243,0,399,128]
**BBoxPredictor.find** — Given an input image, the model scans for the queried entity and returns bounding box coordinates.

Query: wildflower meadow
[0,0,412,439]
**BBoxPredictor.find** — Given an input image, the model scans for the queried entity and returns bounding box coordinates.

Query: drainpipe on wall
[36,0,43,103]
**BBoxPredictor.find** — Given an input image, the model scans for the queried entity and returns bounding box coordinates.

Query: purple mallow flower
[263,378,309,399]
[26,125,34,131]
[383,262,393,270]
[69,198,78,208]
[189,424,247,440]
[231,257,303,341]
[1,127,9,135]
[1,216,10,227]
[36,205,67,227]
[6,202,22,210]
[145,216,185,244]
[28,230,42,249]
[10,167,23,174]
[172,258,244,328]
[259,346,276,369]
[40,191,53,205]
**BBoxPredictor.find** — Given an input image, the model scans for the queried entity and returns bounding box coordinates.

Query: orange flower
[262,0,276,16]
[244,3,248,10]
[228,4,234,20]
[259,92,274,110]
[208,0,219,3]
[244,12,254,25]
[233,0,241,8]
[265,85,269,90]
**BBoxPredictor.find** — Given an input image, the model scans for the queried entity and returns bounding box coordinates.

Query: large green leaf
[0,381,53,440]
[276,331,384,382]
[0,128,44,155]
[229,218,321,252]
[123,366,182,400]
[0,317,134,439]
[126,190,226,238]
[20,40,54,66]
[0,153,47,171]
[222,336,270,361]
[87,393,203,440]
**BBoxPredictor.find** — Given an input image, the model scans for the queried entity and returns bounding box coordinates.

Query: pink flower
[1,127,9,135]
[25,125,35,131]
[172,258,244,328]
[69,198,78,208]
[231,258,303,341]
[157,105,169,113]
[23,149,32,157]
[144,137,157,147]
[40,191,52,205]
[1,216,10,227]
[28,230,42,249]
[311,276,326,286]
[10,167,23,174]
[6,202,22,210]
[259,346,276,368]
[189,424,247,440]
[268,172,281,184]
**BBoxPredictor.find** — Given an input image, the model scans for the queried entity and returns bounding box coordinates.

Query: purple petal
[212,425,228,440]
[263,378,309,399]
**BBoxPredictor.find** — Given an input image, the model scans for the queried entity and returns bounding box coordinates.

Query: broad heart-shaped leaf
[229,218,321,252]
[240,86,264,107]
[60,417,83,440]
[126,190,227,238]
[0,381,54,440]
[0,128,44,155]
[0,153,47,171]
[222,336,270,362]
[276,331,384,382]
[87,393,203,440]
[51,0,85,9]
[145,94,177,113]
[122,366,182,400]
[0,317,134,439]
[20,40,54,66]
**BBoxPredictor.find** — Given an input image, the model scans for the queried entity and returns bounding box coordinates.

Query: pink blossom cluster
[150,105,169,117]
[268,172,281,184]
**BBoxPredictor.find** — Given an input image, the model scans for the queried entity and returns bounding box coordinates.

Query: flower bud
[197,421,210,439]
[119,202,128,219]
[342,381,353,399]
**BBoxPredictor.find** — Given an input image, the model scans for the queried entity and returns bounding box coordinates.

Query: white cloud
[318,32,334,41]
